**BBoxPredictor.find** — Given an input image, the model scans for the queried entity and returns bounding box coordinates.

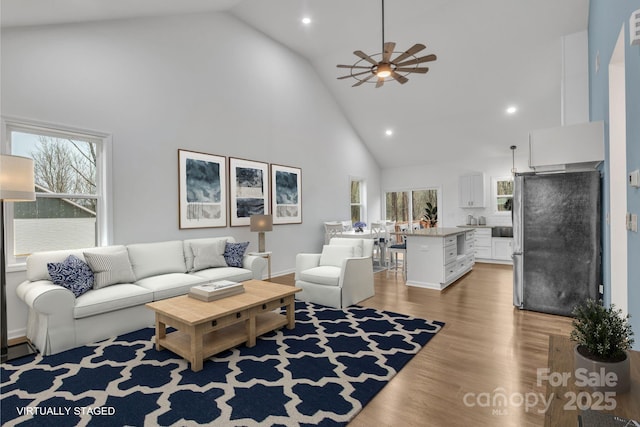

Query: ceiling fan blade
[337,64,372,69]
[354,50,378,66]
[375,77,385,88]
[352,73,376,87]
[396,54,437,68]
[382,42,396,63]
[390,71,408,84]
[337,70,372,80]
[395,67,430,74]
[391,43,426,64]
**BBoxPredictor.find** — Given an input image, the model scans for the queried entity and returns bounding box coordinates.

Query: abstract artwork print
[271,164,302,224]
[229,158,269,226]
[178,149,227,228]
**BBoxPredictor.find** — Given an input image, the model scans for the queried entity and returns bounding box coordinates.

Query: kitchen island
[405,227,475,290]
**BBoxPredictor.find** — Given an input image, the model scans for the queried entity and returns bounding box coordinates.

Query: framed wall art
[178,149,227,229]
[271,164,302,224]
[229,157,269,226]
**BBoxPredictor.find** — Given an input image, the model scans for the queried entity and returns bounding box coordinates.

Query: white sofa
[15,237,266,355]
[295,238,374,309]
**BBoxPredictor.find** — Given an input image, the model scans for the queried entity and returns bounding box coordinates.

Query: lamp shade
[250,214,273,232]
[0,155,35,202]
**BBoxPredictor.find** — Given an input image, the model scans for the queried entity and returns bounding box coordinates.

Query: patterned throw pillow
[223,242,249,268]
[83,250,136,289]
[47,255,94,297]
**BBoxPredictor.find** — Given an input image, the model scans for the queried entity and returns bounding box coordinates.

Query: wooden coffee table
[146,280,300,371]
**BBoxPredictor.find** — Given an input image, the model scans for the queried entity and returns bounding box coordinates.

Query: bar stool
[387,224,408,278]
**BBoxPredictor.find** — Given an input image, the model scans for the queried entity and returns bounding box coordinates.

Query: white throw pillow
[83,250,136,289]
[319,245,354,268]
[329,238,364,257]
[191,240,227,271]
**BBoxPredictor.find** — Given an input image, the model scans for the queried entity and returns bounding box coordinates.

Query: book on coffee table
[188,281,245,302]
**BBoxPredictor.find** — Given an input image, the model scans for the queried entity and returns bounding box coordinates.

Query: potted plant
[353,221,366,232]
[570,299,634,393]
[421,202,438,228]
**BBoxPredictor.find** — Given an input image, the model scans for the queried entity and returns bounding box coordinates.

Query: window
[4,119,110,263]
[386,188,439,228]
[386,190,409,224]
[494,177,514,213]
[350,178,366,224]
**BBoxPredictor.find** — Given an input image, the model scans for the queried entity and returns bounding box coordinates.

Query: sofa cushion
[74,284,153,319]
[191,267,253,283]
[83,250,136,289]
[319,245,354,268]
[47,255,94,297]
[26,246,127,282]
[191,240,227,271]
[135,273,205,300]
[184,237,232,271]
[127,240,187,280]
[224,242,250,267]
[299,266,341,286]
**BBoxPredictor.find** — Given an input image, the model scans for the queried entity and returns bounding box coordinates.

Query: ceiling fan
[337,0,437,88]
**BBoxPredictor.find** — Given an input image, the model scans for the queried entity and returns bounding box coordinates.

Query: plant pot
[573,345,630,393]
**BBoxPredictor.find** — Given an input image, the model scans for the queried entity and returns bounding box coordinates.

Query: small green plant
[422,202,438,227]
[570,299,634,363]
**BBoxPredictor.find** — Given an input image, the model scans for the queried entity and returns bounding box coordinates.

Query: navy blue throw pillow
[223,242,250,268]
[47,255,94,297]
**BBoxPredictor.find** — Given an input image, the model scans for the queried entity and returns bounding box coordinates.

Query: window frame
[492,176,514,215]
[2,117,113,268]
[384,186,441,227]
[349,176,366,224]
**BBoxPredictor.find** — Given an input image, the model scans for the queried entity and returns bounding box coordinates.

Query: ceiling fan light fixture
[376,63,392,78]
[336,0,436,87]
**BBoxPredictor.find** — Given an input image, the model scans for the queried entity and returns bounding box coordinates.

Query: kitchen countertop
[457,224,493,228]
[405,227,469,237]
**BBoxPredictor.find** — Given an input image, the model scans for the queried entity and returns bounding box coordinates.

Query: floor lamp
[1,154,36,363]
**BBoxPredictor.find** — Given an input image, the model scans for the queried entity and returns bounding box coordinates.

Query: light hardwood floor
[272,262,574,427]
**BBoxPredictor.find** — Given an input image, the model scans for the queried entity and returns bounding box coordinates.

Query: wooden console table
[146,280,300,372]
[545,335,639,426]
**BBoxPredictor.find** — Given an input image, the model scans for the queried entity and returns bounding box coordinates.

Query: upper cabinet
[459,173,485,208]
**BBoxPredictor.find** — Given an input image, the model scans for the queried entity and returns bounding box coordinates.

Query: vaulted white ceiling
[1,0,590,168]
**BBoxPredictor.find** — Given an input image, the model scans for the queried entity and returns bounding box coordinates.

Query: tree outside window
[495,177,513,213]
[8,125,103,257]
[350,178,365,224]
[386,188,438,228]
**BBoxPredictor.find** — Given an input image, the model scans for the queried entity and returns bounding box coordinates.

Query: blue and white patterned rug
[1,301,444,426]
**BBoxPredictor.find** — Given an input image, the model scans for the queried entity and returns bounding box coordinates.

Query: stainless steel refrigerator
[513,171,601,316]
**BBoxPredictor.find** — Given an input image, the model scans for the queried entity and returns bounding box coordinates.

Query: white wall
[1,12,381,338]
[382,150,532,227]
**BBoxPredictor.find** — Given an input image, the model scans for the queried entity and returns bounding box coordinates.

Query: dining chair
[324,222,344,244]
[369,221,384,265]
[387,223,409,278]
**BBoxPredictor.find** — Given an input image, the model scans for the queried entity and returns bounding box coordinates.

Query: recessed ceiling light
[506,106,517,115]
[301,17,311,25]
[385,129,393,136]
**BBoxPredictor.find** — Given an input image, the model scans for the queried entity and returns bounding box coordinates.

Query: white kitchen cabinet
[473,228,492,259]
[492,237,513,261]
[405,229,474,291]
[459,173,485,208]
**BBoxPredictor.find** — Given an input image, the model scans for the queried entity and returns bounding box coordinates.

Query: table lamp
[250,214,273,253]
[1,154,36,362]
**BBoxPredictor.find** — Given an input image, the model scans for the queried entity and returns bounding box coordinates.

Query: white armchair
[295,238,374,309]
